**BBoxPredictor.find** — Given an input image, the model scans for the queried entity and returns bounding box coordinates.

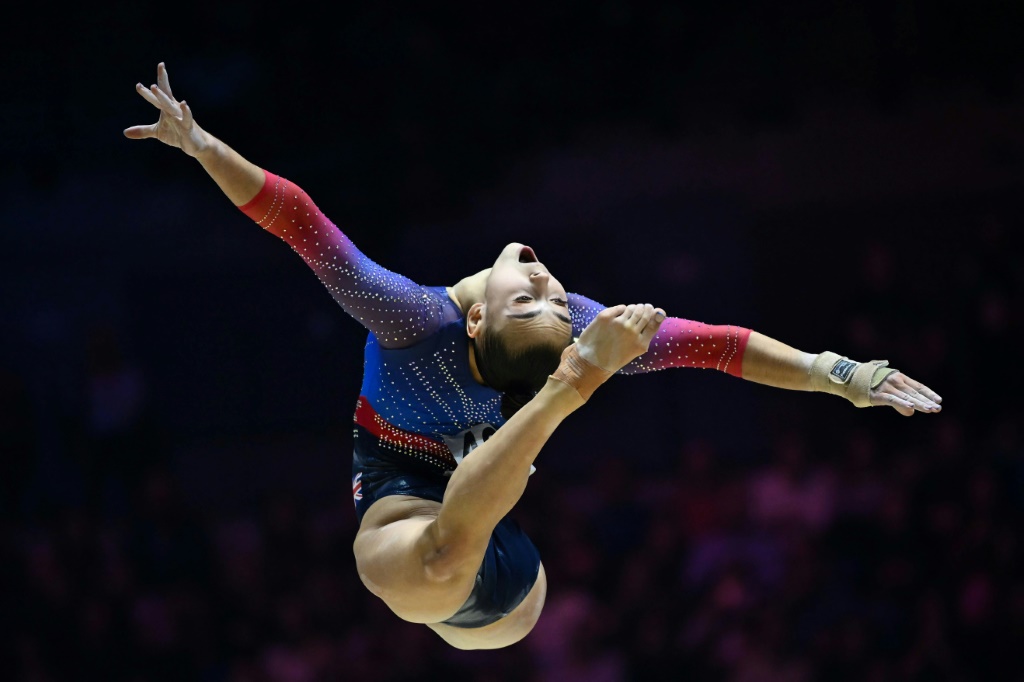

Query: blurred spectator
[685,478,786,598]
[6,22,1022,676]
[528,589,626,682]
[77,322,161,517]
[748,429,836,535]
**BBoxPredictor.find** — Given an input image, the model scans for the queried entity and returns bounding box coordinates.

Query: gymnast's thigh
[426,562,548,651]
[353,494,483,624]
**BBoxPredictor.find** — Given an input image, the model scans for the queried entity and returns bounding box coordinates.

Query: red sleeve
[627,316,750,378]
[237,170,449,347]
[568,292,750,378]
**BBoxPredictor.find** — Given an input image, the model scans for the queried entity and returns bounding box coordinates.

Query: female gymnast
[125,63,942,651]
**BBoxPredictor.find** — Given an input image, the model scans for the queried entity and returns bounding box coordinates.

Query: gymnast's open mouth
[518,246,537,263]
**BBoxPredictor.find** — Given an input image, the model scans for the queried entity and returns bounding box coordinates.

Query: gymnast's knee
[419,525,489,584]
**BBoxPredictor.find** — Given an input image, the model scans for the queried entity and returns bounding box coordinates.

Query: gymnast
[125,62,942,651]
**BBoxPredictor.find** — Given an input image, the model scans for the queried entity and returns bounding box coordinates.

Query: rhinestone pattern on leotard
[239,171,502,467]
[567,295,751,378]
[238,171,752,465]
[243,172,454,349]
[358,316,504,447]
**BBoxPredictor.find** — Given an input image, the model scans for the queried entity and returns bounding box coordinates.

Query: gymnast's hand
[870,371,943,416]
[576,303,666,372]
[124,62,209,157]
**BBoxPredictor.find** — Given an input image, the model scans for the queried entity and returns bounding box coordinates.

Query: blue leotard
[239,170,751,628]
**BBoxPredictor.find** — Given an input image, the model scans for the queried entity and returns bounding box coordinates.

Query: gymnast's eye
[514,295,533,302]
[551,297,568,306]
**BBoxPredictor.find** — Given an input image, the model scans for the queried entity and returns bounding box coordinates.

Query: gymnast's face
[482,242,573,344]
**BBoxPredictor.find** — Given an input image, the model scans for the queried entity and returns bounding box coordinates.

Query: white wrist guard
[809,351,899,408]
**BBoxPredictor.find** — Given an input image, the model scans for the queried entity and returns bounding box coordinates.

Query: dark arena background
[2,2,1022,680]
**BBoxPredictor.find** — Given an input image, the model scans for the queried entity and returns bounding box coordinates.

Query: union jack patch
[352,472,363,501]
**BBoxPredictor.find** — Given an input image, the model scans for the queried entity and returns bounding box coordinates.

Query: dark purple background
[2,3,1021,680]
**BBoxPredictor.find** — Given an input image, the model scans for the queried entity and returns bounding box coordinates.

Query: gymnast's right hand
[576,303,666,372]
[124,62,209,157]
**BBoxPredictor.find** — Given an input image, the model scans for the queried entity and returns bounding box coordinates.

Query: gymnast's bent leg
[353,303,663,649]
[353,376,584,648]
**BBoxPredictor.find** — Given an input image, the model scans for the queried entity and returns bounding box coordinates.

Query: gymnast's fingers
[889,374,942,413]
[875,391,915,415]
[181,101,195,129]
[157,62,174,99]
[901,386,941,413]
[634,303,656,331]
[123,122,159,140]
[901,375,942,405]
[597,304,627,321]
[150,83,180,116]
[641,308,667,341]
[135,82,161,109]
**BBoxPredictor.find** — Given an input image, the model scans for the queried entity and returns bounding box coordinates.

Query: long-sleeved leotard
[567,294,749,377]
[239,169,751,384]
[239,170,459,349]
[238,169,753,628]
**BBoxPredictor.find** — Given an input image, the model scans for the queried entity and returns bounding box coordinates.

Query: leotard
[238,169,752,627]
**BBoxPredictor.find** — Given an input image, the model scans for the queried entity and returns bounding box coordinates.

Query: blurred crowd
[4,4,1024,680]
[3,197,1021,681]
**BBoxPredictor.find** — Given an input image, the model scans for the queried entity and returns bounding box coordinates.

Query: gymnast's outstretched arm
[124,62,448,349]
[568,293,942,416]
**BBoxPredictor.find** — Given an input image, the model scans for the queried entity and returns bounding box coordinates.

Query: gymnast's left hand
[870,371,942,416]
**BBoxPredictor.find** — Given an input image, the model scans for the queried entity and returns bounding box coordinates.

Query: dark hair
[472,329,572,420]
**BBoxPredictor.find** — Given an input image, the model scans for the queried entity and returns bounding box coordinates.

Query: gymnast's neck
[447,268,491,315]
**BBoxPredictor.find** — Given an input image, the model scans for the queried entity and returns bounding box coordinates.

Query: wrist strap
[549,344,614,401]
[810,351,899,408]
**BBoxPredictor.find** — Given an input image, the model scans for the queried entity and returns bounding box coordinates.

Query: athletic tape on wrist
[549,344,614,401]
[810,351,899,408]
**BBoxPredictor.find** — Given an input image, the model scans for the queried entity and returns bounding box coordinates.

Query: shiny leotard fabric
[351,312,542,627]
[352,393,540,628]
[238,170,752,628]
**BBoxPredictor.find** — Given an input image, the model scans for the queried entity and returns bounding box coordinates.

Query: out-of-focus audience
[5,5,1021,678]
[3,201,1020,681]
